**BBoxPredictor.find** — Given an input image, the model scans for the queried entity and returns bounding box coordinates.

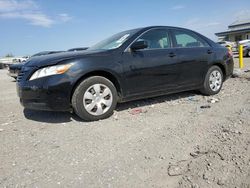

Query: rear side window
[136,29,171,49]
[172,30,209,48]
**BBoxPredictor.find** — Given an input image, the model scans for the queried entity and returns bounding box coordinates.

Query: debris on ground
[129,108,147,115]
[244,69,250,73]
[232,68,244,78]
[187,96,199,102]
[113,114,118,120]
[200,105,211,109]
[207,98,219,103]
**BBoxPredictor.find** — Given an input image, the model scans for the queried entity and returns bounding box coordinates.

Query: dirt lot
[0,58,250,188]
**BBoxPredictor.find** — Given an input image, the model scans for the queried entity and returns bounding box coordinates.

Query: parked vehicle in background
[217,41,235,49]
[239,39,250,45]
[68,47,88,52]
[8,62,25,79]
[13,57,28,63]
[242,42,250,57]
[0,56,29,69]
[8,51,64,79]
[232,39,250,56]
[17,26,234,121]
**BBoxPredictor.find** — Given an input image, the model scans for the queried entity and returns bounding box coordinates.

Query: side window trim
[170,29,211,48]
[124,28,173,52]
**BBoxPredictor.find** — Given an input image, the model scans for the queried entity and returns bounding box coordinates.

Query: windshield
[87,29,139,51]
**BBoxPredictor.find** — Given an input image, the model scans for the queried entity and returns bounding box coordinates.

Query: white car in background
[232,39,250,54]
[0,56,29,69]
[217,41,235,48]
[239,39,250,45]
[12,57,29,63]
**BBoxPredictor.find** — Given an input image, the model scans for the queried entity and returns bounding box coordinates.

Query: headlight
[29,63,73,80]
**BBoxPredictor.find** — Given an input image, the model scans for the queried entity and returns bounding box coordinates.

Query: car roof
[139,25,194,31]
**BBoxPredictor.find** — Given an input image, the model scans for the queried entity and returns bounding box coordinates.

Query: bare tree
[5,53,14,58]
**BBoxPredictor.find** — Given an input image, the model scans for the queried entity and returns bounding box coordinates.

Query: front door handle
[169,52,176,58]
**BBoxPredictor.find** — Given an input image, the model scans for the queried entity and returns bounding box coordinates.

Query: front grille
[17,66,33,82]
[16,70,26,82]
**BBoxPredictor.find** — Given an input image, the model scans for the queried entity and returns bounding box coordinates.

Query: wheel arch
[210,63,226,81]
[70,70,123,102]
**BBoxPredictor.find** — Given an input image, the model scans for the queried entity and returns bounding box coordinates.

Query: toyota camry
[17,26,234,121]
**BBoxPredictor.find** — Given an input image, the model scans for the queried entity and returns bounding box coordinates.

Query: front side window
[172,30,209,48]
[136,29,170,49]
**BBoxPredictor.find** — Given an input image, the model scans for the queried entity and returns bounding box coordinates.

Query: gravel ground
[0,58,250,188]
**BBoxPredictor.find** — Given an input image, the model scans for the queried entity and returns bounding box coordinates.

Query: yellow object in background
[225,45,232,51]
[239,45,244,69]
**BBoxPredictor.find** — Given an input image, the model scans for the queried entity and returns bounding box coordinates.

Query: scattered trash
[200,105,211,109]
[129,108,147,115]
[244,69,250,73]
[232,69,243,78]
[190,151,199,158]
[187,96,199,102]
[113,114,118,120]
[207,98,219,104]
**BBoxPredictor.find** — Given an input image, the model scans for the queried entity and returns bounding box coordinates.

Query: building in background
[215,19,250,42]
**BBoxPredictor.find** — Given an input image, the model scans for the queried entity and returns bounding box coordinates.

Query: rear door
[170,29,213,87]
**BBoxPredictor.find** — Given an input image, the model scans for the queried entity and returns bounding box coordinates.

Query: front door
[121,29,179,96]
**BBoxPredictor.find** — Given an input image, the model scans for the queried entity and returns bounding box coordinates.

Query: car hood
[25,50,110,68]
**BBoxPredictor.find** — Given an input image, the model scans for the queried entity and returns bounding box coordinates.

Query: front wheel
[200,65,223,95]
[72,76,118,121]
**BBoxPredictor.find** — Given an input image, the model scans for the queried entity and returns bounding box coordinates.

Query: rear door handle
[169,52,176,57]
[207,49,213,54]
[130,65,136,71]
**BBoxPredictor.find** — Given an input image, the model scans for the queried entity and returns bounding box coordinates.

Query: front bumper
[17,70,73,112]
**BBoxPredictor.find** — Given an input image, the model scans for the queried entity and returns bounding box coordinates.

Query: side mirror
[130,40,148,51]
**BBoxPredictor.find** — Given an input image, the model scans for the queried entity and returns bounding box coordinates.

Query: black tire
[72,76,118,121]
[200,65,223,96]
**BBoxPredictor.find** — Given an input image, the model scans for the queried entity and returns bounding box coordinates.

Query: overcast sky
[1,0,250,56]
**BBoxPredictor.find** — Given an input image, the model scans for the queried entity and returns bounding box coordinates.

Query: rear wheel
[72,76,118,121]
[200,65,223,95]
